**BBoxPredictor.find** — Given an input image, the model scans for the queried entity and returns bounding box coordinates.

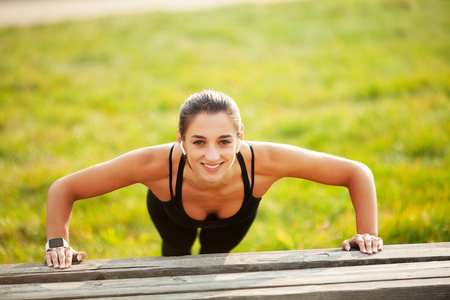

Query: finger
[50,249,60,269]
[371,236,379,253]
[45,252,54,267]
[357,235,367,253]
[341,239,351,251]
[65,247,73,269]
[377,238,384,251]
[55,247,66,269]
[364,235,373,254]
[73,251,86,263]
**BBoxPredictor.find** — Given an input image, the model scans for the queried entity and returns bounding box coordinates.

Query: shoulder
[246,140,370,186]
[112,143,176,183]
[51,143,178,200]
[246,141,329,178]
[246,140,308,165]
[127,143,174,160]
[241,141,296,179]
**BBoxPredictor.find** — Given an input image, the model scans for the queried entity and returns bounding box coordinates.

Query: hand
[341,234,383,254]
[45,246,86,269]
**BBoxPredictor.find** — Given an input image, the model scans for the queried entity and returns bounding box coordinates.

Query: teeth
[204,163,220,169]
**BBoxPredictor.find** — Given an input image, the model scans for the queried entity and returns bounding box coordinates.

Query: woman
[45,90,383,269]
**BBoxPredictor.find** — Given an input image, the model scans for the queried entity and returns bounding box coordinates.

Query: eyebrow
[190,134,233,139]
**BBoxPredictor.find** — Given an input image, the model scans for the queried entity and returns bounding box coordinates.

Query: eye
[193,140,205,145]
[219,140,232,145]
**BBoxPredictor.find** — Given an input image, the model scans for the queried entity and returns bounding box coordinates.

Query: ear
[177,129,187,155]
[236,133,244,153]
[239,131,244,141]
[177,129,182,144]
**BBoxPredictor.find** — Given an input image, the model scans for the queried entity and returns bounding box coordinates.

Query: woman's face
[179,112,242,184]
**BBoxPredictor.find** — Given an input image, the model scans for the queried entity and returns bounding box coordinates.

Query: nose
[204,144,220,162]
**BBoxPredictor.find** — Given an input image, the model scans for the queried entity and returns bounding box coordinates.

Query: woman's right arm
[45,144,170,269]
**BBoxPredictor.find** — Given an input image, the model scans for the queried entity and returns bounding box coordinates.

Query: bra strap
[249,143,255,194]
[168,144,176,199]
[175,151,186,198]
[171,143,255,199]
[236,152,251,197]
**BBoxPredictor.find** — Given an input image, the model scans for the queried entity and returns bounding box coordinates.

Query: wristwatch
[45,238,69,251]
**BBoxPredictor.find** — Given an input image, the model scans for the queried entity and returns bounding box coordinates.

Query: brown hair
[178,90,243,139]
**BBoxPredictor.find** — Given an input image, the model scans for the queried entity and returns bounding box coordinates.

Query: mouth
[201,162,224,172]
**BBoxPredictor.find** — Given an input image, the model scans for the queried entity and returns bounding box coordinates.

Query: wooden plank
[110,278,450,300]
[1,261,449,299]
[1,243,449,284]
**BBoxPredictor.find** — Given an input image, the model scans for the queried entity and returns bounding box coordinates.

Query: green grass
[0,0,448,264]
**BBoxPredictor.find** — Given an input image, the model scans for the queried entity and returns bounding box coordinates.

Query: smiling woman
[45,90,382,269]
[180,113,241,184]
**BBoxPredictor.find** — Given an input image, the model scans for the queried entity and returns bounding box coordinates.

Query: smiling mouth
[202,162,224,171]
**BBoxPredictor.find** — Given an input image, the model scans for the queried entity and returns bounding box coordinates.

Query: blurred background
[0,0,448,264]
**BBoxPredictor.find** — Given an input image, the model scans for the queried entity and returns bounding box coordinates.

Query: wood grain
[1,243,449,299]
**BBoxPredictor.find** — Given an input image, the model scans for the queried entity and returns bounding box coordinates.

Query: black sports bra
[160,142,262,229]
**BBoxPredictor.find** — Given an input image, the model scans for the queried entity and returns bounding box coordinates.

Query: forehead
[186,112,237,136]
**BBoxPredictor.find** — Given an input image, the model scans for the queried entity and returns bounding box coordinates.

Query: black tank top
[160,143,262,229]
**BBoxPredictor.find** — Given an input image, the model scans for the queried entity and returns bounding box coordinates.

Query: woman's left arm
[254,142,383,254]
[339,161,383,254]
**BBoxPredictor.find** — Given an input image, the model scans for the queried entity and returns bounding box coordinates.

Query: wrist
[45,237,69,251]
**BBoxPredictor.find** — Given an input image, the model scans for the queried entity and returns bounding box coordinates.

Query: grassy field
[0,0,448,264]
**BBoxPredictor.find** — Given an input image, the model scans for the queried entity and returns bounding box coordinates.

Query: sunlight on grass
[1,0,448,263]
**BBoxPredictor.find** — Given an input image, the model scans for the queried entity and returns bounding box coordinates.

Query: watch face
[49,238,64,248]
